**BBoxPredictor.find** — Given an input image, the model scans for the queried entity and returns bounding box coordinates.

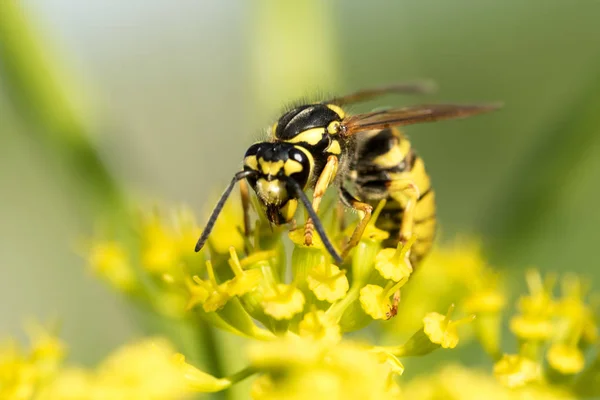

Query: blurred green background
[1,0,600,367]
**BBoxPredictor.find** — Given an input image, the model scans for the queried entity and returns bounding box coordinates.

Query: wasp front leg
[339,187,373,259]
[239,178,252,238]
[304,155,338,246]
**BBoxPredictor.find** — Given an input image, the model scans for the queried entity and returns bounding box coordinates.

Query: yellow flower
[493,354,541,388]
[509,269,556,341]
[554,274,598,346]
[463,289,506,315]
[298,310,341,343]
[91,338,189,399]
[403,364,511,400]
[248,337,401,400]
[374,238,415,282]
[546,343,585,375]
[224,247,263,297]
[172,354,231,392]
[36,368,92,400]
[306,262,349,302]
[140,212,181,273]
[190,261,231,312]
[28,323,66,367]
[359,285,392,320]
[262,284,305,320]
[0,325,66,400]
[384,239,500,337]
[185,277,210,310]
[88,241,136,292]
[509,315,554,341]
[423,304,475,349]
[360,280,407,320]
[205,198,245,254]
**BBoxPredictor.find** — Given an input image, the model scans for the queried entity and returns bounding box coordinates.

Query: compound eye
[244,143,263,173]
[244,142,262,158]
[286,148,312,189]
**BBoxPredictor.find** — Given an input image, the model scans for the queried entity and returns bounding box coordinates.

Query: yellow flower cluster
[87,205,219,318]
[75,197,600,399]
[491,270,599,390]
[79,198,478,397]
[0,325,192,400]
[383,240,505,356]
[403,364,575,400]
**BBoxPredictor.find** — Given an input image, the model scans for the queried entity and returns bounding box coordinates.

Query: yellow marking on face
[286,127,325,145]
[294,146,314,185]
[259,159,284,176]
[280,199,298,222]
[327,120,341,135]
[284,159,303,176]
[256,178,288,205]
[327,140,341,155]
[244,155,258,171]
[327,104,346,119]
[271,122,278,137]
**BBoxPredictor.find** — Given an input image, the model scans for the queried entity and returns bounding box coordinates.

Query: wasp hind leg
[304,155,339,246]
[339,187,373,259]
[388,179,420,317]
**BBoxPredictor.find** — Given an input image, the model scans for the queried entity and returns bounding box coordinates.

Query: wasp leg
[336,201,346,233]
[386,290,401,320]
[304,155,339,246]
[239,178,251,238]
[387,179,420,316]
[388,179,420,244]
[339,187,373,259]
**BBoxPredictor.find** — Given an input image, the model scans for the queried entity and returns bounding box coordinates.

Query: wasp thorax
[243,142,312,225]
[274,104,345,140]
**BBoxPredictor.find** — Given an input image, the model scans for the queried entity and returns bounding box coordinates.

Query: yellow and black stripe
[349,127,436,265]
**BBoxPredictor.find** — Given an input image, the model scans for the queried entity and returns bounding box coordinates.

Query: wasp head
[243,142,312,225]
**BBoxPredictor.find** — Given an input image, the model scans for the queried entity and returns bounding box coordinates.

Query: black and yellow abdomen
[350,127,436,265]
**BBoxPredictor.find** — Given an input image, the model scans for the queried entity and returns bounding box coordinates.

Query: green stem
[226,366,258,385]
[199,322,226,380]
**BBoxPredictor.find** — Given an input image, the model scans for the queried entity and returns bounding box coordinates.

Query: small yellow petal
[546,343,585,375]
[203,288,231,313]
[509,316,553,341]
[88,241,136,292]
[493,354,541,388]
[307,263,349,302]
[374,241,414,282]
[262,284,305,320]
[359,285,391,320]
[298,310,341,343]
[172,353,231,392]
[422,306,473,349]
[224,269,263,297]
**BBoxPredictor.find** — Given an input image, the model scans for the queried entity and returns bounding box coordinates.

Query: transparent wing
[326,81,437,106]
[341,103,501,136]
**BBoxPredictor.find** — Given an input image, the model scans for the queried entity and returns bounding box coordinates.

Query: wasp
[195,83,499,268]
